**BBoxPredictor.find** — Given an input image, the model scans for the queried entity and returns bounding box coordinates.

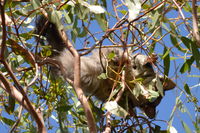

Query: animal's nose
[144,62,152,68]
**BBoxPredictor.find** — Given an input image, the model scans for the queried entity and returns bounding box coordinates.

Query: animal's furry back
[35,16,130,100]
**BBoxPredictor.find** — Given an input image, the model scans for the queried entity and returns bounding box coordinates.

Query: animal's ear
[142,106,156,119]
[160,76,176,91]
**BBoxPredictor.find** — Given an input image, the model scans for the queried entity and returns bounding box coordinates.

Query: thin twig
[61,30,98,133]
[172,0,192,34]
[1,3,46,132]
[102,112,112,133]
[115,70,126,102]
[0,3,7,60]
[1,61,46,133]
[81,1,166,56]
[103,70,126,133]
[38,8,97,132]
[9,6,26,48]
[192,0,200,47]
[9,106,23,133]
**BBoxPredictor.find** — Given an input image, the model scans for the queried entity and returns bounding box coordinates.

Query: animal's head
[127,53,176,118]
[130,54,157,84]
[103,49,176,118]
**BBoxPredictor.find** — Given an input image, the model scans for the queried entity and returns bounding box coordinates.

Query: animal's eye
[133,65,137,69]
[144,62,152,68]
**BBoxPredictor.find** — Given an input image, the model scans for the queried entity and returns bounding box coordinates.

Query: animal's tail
[35,16,65,54]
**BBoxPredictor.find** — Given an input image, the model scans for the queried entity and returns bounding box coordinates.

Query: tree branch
[60,30,98,133]
[192,0,200,47]
[39,9,97,132]
[172,0,192,35]
[0,3,7,60]
[0,61,47,133]
[0,2,46,132]
[9,105,23,133]
[103,71,126,133]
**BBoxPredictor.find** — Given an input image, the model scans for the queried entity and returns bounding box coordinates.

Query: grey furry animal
[35,16,176,118]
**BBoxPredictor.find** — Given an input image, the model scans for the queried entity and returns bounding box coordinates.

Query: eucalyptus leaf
[169,126,178,133]
[163,47,170,76]
[109,85,121,100]
[170,35,187,53]
[78,27,88,38]
[132,83,142,98]
[156,75,164,96]
[124,0,141,21]
[95,14,108,31]
[80,1,105,14]
[191,41,200,68]
[147,90,160,102]
[98,73,108,79]
[184,83,191,95]
[180,56,194,73]
[181,121,192,133]
[63,11,72,24]
[180,36,191,50]
[108,52,116,60]
[149,11,160,31]
[154,125,161,133]
[31,0,41,10]
[176,99,186,113]
[0,116,15,126]
[105,101,128,118]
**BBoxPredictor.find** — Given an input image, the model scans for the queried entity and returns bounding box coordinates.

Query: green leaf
[118,9,127,15]
[109,84,121,100]
[63,11,72,24]
[0,116,15,126]
[169,22,177,34]
[78,27,88,38]
[101,0,107,10]
[180,36,191,50]
[187,75,200,77]
[111,120,121,126]
[191,41,200,68]
[170,35,187,52]
[74,3,89,20]
[184,83,191,95]
[169,126,177,133]
[131,83,142,98]
[31,0,41,10]
[98,73,108,79]
[108,52,116,60]
[180,56,195,73]
[147,90,160,102]
[183,2,192,12]
[156,75,164,96]
[163,47,170,76]
[104,101,128,118]
[154,125,161,133]
[82,2,105,14]
[149,40,156,53]
[149,11,160,31]
[176,99,186,113]
[94,14,108,31]
[181,121,192,133]
[56,105,73,112]
[124,0,141,21]
[4,95,15,114]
